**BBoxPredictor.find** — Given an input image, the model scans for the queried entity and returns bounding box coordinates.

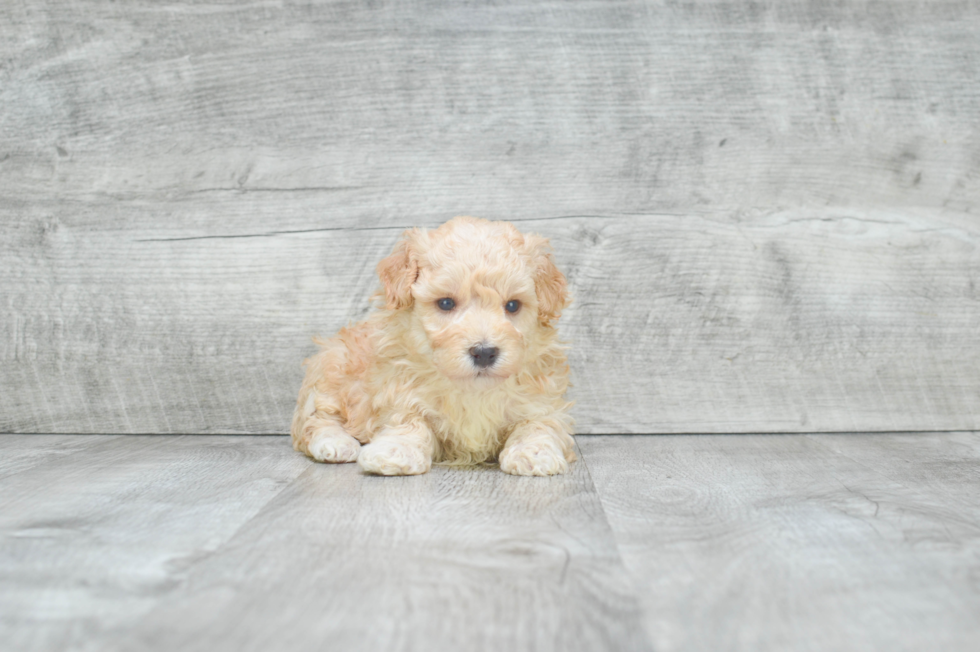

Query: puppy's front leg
[292,390,362,464]
[499,419,576,476]
[357,419,434,476]
[303,419,362,464]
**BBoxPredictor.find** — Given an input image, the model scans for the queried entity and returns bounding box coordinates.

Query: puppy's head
[376,216,568,383]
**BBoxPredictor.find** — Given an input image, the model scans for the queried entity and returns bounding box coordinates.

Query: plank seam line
[575,440,656,649]
[576,429,980,436]
[135,224,412,242]
[132,212,694,242]
[5,430,979,436]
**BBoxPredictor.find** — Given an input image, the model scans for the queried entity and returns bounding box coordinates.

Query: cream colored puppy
[290,216,574,476]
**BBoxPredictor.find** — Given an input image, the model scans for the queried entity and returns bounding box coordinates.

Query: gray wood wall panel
[2,1,979,434]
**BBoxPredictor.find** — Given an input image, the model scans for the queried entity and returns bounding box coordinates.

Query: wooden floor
[2,434,978,652]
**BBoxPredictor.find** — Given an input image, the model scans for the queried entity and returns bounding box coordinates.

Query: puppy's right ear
[376,229,421,310]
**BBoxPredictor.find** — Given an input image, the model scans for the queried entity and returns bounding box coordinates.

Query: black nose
[469,345,499,369]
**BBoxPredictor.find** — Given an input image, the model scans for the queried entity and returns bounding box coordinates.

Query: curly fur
[290,216,575,476]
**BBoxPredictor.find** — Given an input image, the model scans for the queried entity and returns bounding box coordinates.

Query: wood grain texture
[2,0,979,434]
[0,434,650,652]
[2,208,978,434]
[580,433,980,652]
[0,433,122,479]
[3,1,978,210]
[0,435,310,652]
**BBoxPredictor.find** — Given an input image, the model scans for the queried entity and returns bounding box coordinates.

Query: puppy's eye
[504,299,521,314]
[437,298,456,311]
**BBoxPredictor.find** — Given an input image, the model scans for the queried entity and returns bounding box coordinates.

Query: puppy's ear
[525,234,568,326]
[377,229,421,310]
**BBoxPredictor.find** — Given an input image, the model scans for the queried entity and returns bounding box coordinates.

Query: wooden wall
[2,1,978,434]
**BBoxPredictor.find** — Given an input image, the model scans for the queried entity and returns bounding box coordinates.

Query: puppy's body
[291,217,574,476]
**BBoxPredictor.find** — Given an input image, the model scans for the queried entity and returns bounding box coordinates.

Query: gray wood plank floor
[2,433,978,652]
[0,435,647,652]
[581,433,980,652]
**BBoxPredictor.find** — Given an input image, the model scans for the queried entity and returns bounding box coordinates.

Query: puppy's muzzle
[469,344,499,369]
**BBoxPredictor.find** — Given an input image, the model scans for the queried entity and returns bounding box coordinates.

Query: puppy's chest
[427,392,513,447]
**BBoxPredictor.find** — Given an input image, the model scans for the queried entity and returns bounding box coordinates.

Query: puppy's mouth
[436,360,510,383]
[463,369,510,388]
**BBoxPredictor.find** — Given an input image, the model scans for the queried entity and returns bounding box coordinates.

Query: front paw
[307,426,361,463]
[358,438,431,476]
[499,437,569,476]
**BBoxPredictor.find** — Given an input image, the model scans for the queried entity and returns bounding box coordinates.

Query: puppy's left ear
[377,228,421,310]
[525,234,568,326]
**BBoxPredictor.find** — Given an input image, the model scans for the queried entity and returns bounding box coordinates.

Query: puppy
[290,216,574,476]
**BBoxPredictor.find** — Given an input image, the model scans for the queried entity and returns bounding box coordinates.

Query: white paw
[307,427,361,463]
[499,438,569,476]
[357,438,431,476]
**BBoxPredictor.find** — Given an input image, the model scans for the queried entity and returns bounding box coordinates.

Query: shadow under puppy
[291,216,575,476]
